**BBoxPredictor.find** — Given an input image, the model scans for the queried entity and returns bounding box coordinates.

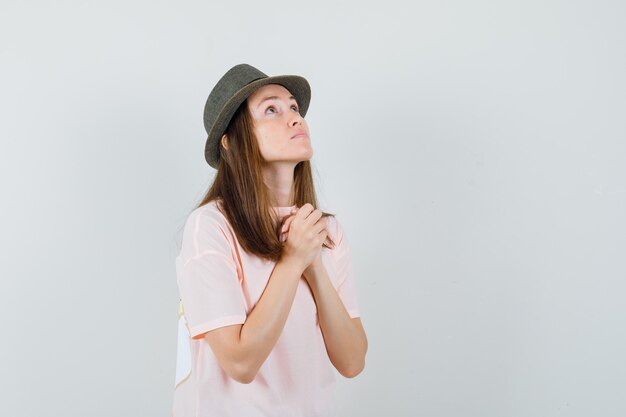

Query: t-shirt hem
[189,314,247,339]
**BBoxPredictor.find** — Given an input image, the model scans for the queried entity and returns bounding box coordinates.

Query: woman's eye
[265,104,299,114]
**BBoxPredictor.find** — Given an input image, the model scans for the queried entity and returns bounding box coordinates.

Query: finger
[316,229,329,245]
[304,208,323,226]
[314,222,328,234]
[295,203,315,220]
[313,219,328,235]
[282,214,296,232]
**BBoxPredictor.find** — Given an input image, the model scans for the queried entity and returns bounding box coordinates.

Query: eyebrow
[256,95,298,108]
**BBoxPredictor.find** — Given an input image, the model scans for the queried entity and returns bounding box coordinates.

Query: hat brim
[204,74,311,169]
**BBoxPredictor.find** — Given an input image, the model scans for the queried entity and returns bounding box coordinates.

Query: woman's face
[246,83,313,164]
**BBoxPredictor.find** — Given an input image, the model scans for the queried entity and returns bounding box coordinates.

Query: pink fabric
[173,199,360,417]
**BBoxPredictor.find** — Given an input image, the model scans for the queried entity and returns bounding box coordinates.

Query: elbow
[339,359,365,379]
[234,370,256,384]
[339,340,368,379]
[233,373,255,384]
[230,361,258,384]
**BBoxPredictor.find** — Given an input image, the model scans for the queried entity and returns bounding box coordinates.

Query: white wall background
[1,1,625,416]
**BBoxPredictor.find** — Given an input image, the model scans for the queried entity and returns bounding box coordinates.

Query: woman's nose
[289,113,304,126]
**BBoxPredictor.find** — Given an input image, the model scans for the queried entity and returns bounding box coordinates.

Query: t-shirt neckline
[272,205,297,217]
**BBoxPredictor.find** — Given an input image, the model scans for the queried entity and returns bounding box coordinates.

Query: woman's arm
[305,263,368,378]
[204,256,305,383]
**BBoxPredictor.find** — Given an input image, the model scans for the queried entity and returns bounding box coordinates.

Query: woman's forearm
[237,257,304,380]
[307,266,368,377]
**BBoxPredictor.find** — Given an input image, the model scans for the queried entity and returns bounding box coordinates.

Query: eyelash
[266,104,299,114]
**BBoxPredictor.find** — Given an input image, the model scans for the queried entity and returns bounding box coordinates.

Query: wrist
[279,255,307,277]
[304,260,325,281]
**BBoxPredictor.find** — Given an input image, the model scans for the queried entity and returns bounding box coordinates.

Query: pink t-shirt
[173,199,360,417]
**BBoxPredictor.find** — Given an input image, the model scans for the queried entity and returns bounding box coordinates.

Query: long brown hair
[194,97,335,262]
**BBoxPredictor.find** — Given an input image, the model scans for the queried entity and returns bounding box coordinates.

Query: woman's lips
[291,133,308,139]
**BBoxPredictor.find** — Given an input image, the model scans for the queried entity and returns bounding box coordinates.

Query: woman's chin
[300,149,314,160]
[288,146,313,161]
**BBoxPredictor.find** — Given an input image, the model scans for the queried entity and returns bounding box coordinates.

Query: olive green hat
[202,63,311,169]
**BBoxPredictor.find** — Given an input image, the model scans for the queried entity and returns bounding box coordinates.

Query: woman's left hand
[281,206,326,284]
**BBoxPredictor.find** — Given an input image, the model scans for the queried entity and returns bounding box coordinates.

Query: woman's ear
[221,134,229,150]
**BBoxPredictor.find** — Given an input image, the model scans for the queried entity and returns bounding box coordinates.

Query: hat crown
[203,64,268,132]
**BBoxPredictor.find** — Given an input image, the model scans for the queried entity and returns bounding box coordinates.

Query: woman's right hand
[281,203,328,271]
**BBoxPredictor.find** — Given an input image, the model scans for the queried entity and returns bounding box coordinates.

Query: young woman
[173,63,368,417]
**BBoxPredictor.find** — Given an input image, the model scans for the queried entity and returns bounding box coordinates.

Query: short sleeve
[329,217,361,319]
[176,210,247,340]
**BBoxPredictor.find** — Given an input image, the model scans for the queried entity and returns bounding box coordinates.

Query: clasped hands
[280,205,327,283]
